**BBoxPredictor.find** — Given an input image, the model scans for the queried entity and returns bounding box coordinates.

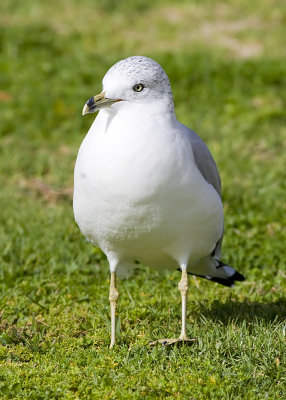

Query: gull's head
[82,56,174,116]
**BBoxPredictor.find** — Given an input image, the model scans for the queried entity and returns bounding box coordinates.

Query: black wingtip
[205,270,245,287]
[177,266,246,287]
[181,268,245,287]
[231,271,245,282]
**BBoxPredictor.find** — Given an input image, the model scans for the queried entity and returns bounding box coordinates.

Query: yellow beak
[82,91,122,115]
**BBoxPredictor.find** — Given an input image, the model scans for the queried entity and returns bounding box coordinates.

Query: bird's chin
[104,100,126,112]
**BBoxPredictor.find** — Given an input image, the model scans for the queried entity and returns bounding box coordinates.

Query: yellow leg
[178,269,189,340]
[109,271,119,348]
[149,267,196,346]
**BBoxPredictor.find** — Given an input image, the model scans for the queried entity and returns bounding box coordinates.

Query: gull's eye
[133,83,144,92]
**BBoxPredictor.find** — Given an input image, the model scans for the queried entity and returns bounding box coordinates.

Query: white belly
[73,110,223,273]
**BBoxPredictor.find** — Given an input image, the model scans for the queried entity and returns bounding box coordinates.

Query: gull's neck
[111,99,175,120]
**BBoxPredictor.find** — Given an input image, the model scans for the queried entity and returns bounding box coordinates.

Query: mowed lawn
[0,0,285,398]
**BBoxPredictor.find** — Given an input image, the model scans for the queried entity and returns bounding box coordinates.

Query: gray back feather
[187,128,221,197]
[187,128,223,259]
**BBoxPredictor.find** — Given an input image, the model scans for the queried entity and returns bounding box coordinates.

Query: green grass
[0,0,286,398]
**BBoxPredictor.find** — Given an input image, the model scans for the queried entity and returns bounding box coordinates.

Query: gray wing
[187,128,221,198]
[187,128,223,259]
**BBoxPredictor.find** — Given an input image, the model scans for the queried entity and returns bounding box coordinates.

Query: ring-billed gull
[73,56,245,348]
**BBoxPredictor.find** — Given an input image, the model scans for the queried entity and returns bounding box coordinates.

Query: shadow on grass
[196,298,286,324]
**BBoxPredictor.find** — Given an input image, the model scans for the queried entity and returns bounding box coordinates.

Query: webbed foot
[148,337,197,347]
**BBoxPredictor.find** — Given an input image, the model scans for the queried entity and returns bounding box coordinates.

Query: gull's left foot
[148,337,197,346]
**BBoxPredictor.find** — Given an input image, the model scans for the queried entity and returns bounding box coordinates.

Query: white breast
[73,108,223,274]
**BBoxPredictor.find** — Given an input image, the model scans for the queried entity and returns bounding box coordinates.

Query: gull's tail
[184,257,245,287]
[193,263,245,287]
